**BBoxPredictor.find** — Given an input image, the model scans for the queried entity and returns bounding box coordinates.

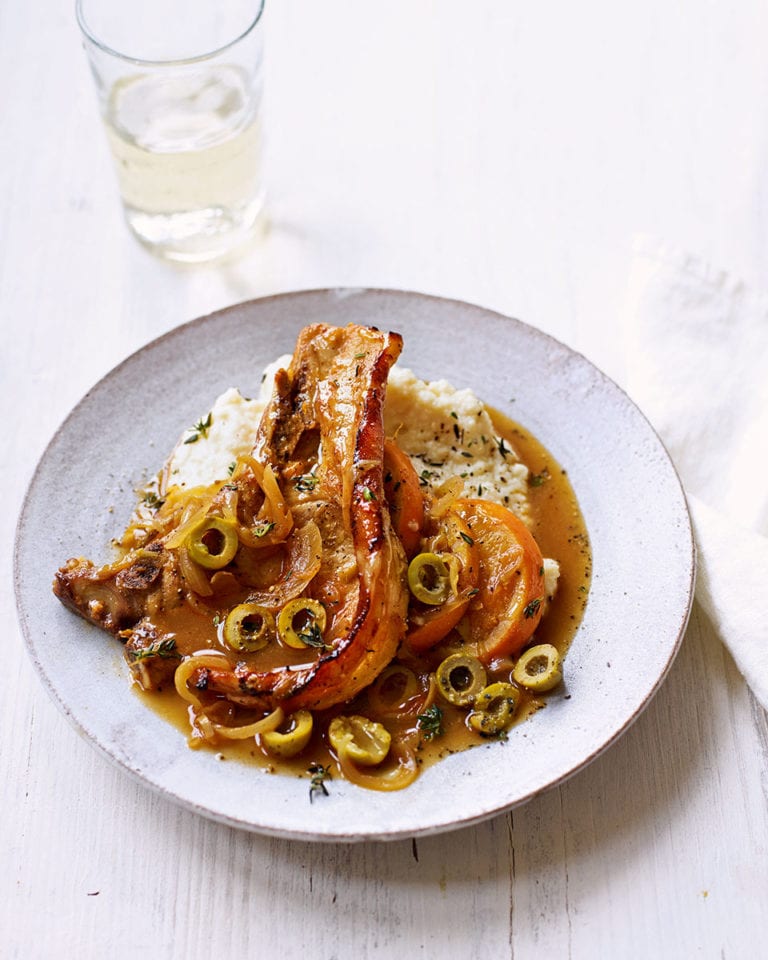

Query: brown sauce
[134,412,591,789]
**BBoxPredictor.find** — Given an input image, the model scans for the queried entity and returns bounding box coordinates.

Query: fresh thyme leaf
[523,597,543,619]
[467,587,480,597]
[297,621,329,649]
[460,451,473,459]
[496,437,510,459]
[253,521,276,538]
[353,352,366,359]
[308,763,331,801]
[460,531,475,546]
[227,461,236,476]
[184,412,213,444]
[294,473,319,492]
[129,638,180,662]
[450,411,458,420]
[529,468,550,487]
[362,486,376,502]
[419,469,439,487]
[417,704,444,740]
[142,491,165,511]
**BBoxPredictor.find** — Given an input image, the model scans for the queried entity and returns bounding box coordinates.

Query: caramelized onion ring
[233,459,293,547]
[174,652,230,707]
[177,544,213,597]
[337,744,419,792]
[244,521,322,610]
[212,707,284,740]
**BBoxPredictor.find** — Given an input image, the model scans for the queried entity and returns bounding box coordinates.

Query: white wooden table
[3,2,767,957]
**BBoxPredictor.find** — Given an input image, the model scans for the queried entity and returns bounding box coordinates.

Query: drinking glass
[77,0,266,263]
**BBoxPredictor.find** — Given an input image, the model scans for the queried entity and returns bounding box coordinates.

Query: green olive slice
[185,516,239,570]
[261,710,314,757]
[223,603,275,652]
[513,644,562,691]
[435,653,487,706]
[277,598,328,650]
[407,552,451,605]
[328,715,391,766]
[468,682,519,735]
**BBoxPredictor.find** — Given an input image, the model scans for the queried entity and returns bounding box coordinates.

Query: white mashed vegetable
[163,358,559,598]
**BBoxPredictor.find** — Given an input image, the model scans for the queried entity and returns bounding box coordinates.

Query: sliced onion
[230,454,261,481]
[188,709,217,744]
[174,652,230,706]
[165,500,213,550]
[337,744,419,792]
[229,460,294,548]
[177,544,213,597]
[421,674,438,713]
[367,665,423,718]
[245,520,323,609]
[430,477,464,519]
[261,464,292,532]
[212,707,285,740]
[240,464,294,547]
[443,553,461,598]
[219,485,240,526]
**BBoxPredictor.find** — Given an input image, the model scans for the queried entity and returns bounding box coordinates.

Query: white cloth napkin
[620,235,768,710]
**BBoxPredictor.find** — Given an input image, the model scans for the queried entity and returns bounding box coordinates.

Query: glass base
[124,191,265,263]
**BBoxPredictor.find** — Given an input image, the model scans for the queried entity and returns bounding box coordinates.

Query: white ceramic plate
[14,289,695,841]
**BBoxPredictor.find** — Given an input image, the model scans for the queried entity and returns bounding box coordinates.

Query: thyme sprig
[523,597,543,619]
[184,413,213,444]
[529,467,550,488]
[141,490,165,511]
[297,621,330,650]
[128,638,180,662]
[252,521,276,538]
[417,704,444,740]
[308,763,332,801]
[294,473,319,492]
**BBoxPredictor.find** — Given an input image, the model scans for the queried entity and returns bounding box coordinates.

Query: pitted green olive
[468,682,519,735]
[435,653,487,707]
[262,710,314,757]
[513,644,562,691]
[277,598,327,650]
[223,603,275,652]
[328,715,391,766]
[408,552,451,605]
[185,516,238,569]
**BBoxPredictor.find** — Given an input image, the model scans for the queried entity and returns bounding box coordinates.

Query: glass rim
[75,0,265,67]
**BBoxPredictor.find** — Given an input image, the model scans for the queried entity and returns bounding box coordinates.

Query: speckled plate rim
[14,289,696,842]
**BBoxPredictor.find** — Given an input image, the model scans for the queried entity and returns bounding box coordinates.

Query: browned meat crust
[53,323,408,709]
[204,323,408,710]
